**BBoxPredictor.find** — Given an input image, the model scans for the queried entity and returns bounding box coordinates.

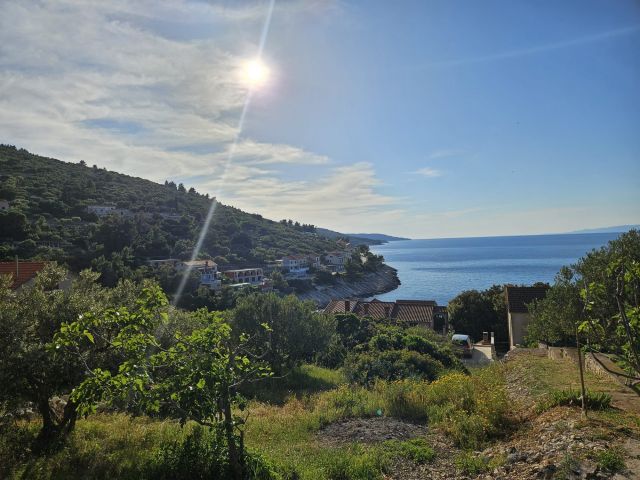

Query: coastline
[296,264,401,308]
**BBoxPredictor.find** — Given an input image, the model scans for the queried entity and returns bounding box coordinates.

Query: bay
[369,232,623,305]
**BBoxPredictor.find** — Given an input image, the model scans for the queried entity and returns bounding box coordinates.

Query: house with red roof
[323,298,448,332]
[0,261,48,290]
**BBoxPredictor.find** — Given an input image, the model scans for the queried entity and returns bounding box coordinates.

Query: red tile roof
[324,299,358,314]
[0,261,47,289]
[505,286,549,313]
[324,298,444,326]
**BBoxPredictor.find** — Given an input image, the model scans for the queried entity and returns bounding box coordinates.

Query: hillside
[346,233,410,242]
[0,145,341,273]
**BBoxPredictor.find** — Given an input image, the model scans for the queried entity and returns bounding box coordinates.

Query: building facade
[505,285,549,349]
[223,268,264,285]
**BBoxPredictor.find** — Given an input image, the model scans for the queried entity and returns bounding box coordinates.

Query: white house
[324,251,350,272]
[223,268,264,285]
[282,255,309,274]
[199,263,221,290]
[173,260,221,290]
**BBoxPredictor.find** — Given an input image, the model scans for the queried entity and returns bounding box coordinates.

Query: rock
[536,464,557,479]
[507,453,519,464]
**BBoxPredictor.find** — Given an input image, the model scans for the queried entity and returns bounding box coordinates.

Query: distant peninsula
[569,225,640,234]
[316,228,409,245]
[345,233,410,242]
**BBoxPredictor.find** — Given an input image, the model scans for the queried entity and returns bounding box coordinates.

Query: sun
[242,58,271,89]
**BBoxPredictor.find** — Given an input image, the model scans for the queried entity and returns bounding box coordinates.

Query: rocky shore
[296,264,400,307]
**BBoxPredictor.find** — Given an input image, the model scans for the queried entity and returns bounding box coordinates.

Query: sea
[369,232,623,305]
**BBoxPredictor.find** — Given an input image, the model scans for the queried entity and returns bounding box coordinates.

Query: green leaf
[83,330,95,344]
[196,378,206,389]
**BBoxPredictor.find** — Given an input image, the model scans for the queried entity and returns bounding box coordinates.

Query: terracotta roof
[0,261,47,289]
[324,298,443,326]
[324,299,358,314]
[393,301,435,325]
[505,286,549,313]
[353,301,395,319]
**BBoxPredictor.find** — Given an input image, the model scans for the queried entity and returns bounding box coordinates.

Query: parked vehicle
[451,334,474,358]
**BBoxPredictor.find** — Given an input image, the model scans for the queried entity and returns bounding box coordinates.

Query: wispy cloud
[415,167,442,178]
[426,24,640,68]
[0,0,400,232]
[428,149,465,160]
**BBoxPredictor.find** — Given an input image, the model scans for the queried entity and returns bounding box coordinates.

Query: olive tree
[55,287,271,480]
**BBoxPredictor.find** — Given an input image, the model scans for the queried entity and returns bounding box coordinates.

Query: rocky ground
[296,264,400,307]
[315,351,640,479]
[317,417,428,446]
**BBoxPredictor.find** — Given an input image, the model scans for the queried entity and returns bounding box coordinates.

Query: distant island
[569,225,640,234]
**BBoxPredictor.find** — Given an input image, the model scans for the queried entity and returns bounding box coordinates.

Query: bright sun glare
[242,58,270,88]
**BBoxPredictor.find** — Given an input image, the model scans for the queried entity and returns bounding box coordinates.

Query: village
[0,256,554,361]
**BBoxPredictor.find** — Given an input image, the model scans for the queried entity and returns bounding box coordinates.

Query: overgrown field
[2,363,511,480]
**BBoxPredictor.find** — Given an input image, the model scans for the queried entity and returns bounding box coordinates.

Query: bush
[344,349,444,386]
[424,367,510,449]
[538,389,612,412]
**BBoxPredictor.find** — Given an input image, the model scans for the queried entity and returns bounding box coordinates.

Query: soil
[317,417,427,446]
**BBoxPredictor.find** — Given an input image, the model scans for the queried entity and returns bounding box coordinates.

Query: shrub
[424,367,510,449]
[344,349,444,386]
[538,389,612,412]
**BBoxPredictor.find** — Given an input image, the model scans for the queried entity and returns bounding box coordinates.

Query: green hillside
[0,145,340,276]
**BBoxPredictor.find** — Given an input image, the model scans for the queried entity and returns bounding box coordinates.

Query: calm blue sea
[370,232,622,305]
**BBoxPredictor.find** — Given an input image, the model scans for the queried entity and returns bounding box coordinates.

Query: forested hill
[0,145,340,274]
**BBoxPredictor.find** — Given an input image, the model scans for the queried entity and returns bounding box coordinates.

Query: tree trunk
[221,388,243,480]
[575,326,587,418]
[34,396,57,452]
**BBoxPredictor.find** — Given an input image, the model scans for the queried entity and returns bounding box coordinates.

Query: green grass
[2,414,187,480]
[596,447,626,473]
[453,451,491,475]
[537,389,612,413]
[241,364,346,404]
[380,438,436,464]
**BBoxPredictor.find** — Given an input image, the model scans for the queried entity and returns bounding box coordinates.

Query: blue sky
[1,0,638,238]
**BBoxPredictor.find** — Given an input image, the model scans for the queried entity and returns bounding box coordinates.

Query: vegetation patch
[537,389,612,413]
[595,446,626,473]
[380,438,436,464]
